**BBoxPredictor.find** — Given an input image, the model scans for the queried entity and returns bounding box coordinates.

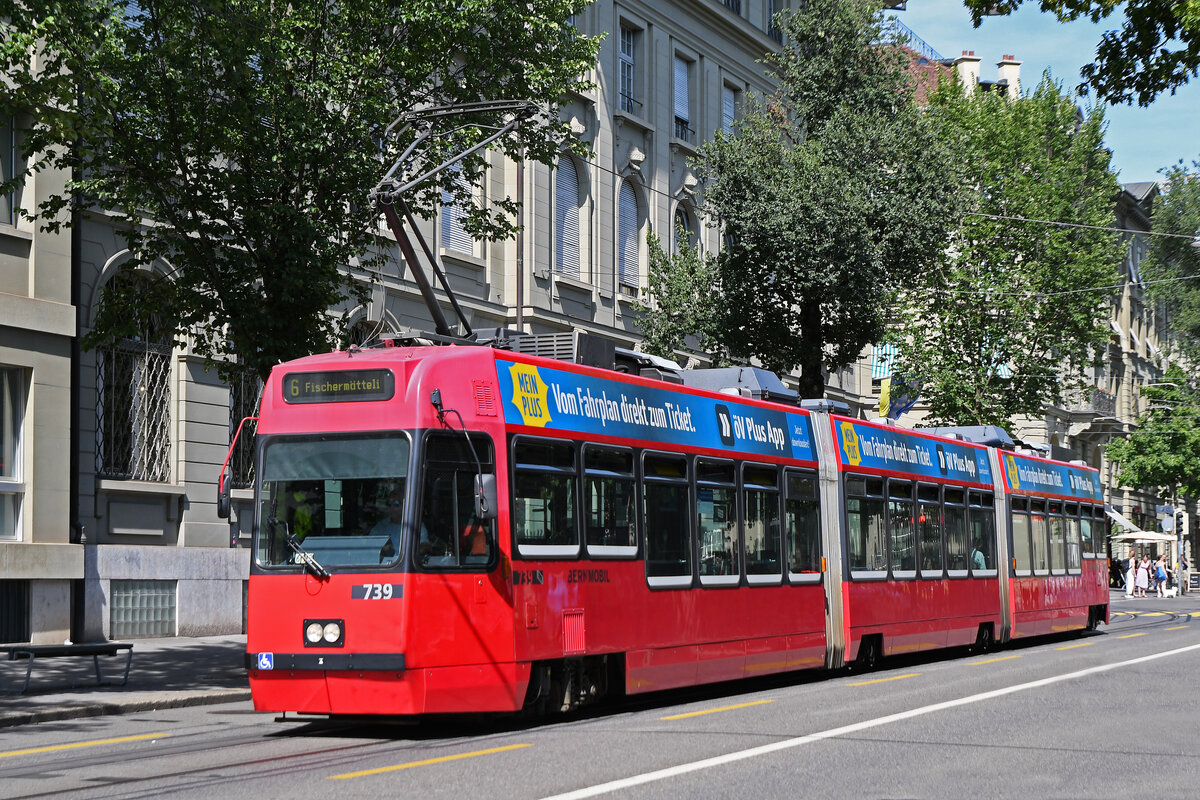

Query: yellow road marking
[0,733,170,759]
[328,743,532,779]
[848,672,920,687]
[1118,633,1147,639]
[660,699,774,720]
[1140,612,1168,617]
[1056,642,1095,651]
[969,655,1022,666]
[1166,625,1189,630]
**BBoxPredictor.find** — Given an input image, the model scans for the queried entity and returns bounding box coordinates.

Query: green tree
[634,229,725,365]
[892,75,1122,428]
[1104,366,1200,501]
[693,0,961,398]
[1143,160,1200,361]
[0,0,598,379]
[962,0,1199,106]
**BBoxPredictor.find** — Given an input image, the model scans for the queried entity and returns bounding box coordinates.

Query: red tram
[221,340,1108,717]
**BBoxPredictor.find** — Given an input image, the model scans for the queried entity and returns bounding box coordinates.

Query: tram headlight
[303,618,344,647]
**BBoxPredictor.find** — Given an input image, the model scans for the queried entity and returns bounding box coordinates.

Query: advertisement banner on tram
[497,358,816,461]
[833,418,992,486]
[1001,452,1103,501]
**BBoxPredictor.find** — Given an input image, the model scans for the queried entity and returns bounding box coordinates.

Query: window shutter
[618,182,639,288]
[555,159,580,279]
[440,166,474,254]
[673,57,689,124]
[722,86,736,134]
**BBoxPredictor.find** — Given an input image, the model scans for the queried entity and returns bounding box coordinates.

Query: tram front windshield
[256,434,411,569]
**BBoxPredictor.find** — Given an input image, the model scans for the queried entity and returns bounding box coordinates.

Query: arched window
[618,180,641,291]
[555,158,580,279]
[95,271,173,482]
[673,205,698,252]
[440,165,474,254]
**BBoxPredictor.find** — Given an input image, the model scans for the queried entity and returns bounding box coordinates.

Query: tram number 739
[352,583,403,600]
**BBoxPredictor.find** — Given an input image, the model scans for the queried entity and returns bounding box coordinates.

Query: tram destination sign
[282,369,395,404]
[498,359,816,461]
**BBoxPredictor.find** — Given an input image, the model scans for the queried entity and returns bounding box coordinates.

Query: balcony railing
[673,117,695,144]
[1066,387,1117,417]
[619,93,643,116]
[721,0,742,14]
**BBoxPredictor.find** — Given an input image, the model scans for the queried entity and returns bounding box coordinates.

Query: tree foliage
[0,0,598,379]
[634,229,725,365]
[693,0,961,397]
[1104,366,1200,501]
[962,0,1200,106]
[1143,160,1200,361]
[892,75,1122,428]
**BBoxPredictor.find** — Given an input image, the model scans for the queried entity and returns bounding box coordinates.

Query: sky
[893,1,1200,184]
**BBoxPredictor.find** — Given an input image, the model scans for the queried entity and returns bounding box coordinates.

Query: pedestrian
[1154,555,1168,597]
[1180,554,1190,594]
[1136,555,1150,598]
[1125,552,1136,599]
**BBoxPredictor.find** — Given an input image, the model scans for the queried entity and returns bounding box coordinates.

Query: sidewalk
[0,635,251,728]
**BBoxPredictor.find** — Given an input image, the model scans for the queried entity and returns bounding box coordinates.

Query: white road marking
[540,642,1200,800]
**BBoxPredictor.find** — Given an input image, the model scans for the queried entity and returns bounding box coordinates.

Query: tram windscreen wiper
[270,517,331,580]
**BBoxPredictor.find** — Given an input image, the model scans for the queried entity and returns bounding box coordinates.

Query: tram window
[786,471,822,583]
[944,488,967,576]
[744,464,782,583]
[847,476,886,578]
[257,433,414,570]
[1011,497,1032,575]
[418,432,497,570]
[1047,500,1065,574]
[697,459,737,584]
[584,446,637,557]
[513,438,579,557]
[969,492,996,575]
[1067,514,1083,572]
[888,480,916,577]
[1030,499,1049,574]
[644,453,691,586]
[918,484,943,579]
[1080,505,1096,557]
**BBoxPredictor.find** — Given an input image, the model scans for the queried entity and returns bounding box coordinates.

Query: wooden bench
[3,641,133,694]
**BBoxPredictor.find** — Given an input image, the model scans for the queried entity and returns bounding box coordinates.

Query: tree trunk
[796,300,826,399]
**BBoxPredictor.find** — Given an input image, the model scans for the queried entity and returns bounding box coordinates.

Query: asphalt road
[3,593,1197,799]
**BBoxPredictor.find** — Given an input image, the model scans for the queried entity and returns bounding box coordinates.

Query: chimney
[954,51,981,95]
[997,54,1021,99]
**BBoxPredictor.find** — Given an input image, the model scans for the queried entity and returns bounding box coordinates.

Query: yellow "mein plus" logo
[840,422,862,467]
[510,364,551,427]
[1005,454,1019,490]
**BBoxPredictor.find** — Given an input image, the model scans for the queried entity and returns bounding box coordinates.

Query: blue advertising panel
[1001,452,1103,501]
[833,419,992,486]
[497,358,816,462]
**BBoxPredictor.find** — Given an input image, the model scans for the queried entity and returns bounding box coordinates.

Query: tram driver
[372,485,407,560]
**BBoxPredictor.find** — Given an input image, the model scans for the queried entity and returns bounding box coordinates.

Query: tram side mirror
[217,475,231,520]
[474,474,497,522]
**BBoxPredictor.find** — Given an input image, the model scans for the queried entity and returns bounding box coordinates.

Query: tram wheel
[973,624,994,654]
